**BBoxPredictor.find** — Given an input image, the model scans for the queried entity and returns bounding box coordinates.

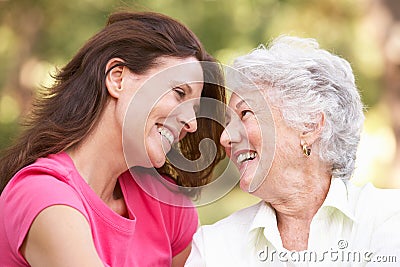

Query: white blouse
[186,179,400,267]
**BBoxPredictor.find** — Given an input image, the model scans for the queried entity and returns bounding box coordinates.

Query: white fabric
[186,179,400,266]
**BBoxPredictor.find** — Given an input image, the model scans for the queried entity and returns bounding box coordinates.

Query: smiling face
[222,89,312,198]
[222,88,331,201]
[144,78,203,168]
[220,91,275,193]
[221,94,261,185]
[115,56,204,169]
[221,89,305,196]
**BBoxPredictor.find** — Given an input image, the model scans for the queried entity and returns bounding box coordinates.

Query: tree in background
[0,0,112,146]
[363,0,400,186]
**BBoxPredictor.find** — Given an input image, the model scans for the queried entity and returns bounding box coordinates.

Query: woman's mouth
[236,151,258,164]
[157,126,174,145]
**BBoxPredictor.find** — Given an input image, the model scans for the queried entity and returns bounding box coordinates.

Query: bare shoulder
[21,205,104,267]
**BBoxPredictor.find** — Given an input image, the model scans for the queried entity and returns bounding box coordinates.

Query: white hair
[228,35,365,180]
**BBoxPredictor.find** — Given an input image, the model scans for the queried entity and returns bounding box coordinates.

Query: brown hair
[0,11,225,193]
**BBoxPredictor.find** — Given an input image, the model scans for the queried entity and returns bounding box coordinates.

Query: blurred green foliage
[0,0,383,151]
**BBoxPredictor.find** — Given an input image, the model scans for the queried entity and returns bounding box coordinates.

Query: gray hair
[227,35,365,180]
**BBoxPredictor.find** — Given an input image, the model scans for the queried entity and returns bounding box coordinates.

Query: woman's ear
[300,112,325,145]
[105,58,125,99]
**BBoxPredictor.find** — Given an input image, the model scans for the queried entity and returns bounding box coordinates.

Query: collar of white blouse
[247,178,357,251]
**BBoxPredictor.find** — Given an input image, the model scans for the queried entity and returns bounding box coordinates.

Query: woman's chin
[238,164,257,192]
[239,172,267,194]
[146,150,166,168]
[146,143,170,168]
[151,156,166,168]
[239,175,252,193]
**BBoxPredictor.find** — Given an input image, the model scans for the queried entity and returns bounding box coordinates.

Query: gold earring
[302,144,311,157]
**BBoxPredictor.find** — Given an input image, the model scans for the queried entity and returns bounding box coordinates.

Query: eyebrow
[235,99,246,110]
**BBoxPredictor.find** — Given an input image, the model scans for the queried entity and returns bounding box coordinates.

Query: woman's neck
[264,167,331,250]
[66,106,128,209]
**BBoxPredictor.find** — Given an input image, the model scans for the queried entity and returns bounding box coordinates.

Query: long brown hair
[0,11,225,193]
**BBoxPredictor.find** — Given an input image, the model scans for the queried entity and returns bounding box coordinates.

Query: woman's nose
[177,103,198,133]
[220,122,241,148]
[220,128,231,148]
[181,117,197,133]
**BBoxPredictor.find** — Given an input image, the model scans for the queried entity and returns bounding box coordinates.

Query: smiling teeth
[158,127,174,145]
[237,152,257,164]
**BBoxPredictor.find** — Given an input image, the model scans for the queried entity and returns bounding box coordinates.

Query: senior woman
[185,36,400,266]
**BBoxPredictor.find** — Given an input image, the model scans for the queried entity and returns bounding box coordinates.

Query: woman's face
[120,57,204,168]
[220,91,301,196]
[220,92,270,192]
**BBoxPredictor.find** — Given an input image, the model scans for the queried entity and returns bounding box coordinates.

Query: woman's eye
[241,110,252,118]
[174,88,186,98]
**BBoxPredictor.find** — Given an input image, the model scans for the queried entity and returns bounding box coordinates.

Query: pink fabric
[0,152,198,266]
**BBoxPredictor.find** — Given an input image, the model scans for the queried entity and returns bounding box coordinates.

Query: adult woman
[0,11,225,266]
[186,36,400,266]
